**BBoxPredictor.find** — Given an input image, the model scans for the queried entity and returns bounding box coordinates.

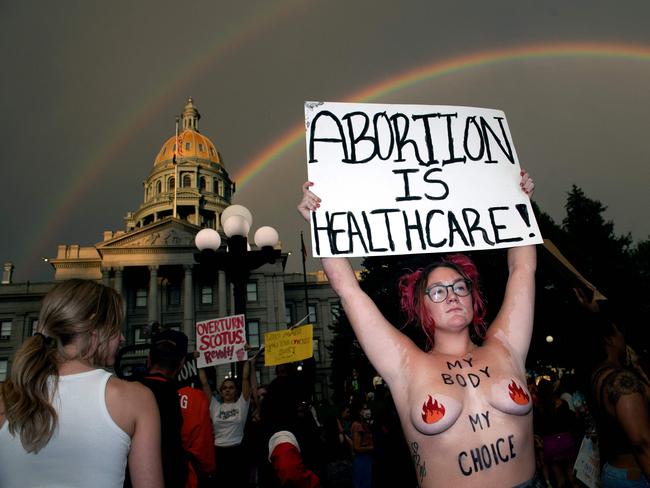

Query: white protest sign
[195,314,249,368]
[304,101,542,257]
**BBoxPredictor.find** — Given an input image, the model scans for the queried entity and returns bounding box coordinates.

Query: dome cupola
[125,98,234,232]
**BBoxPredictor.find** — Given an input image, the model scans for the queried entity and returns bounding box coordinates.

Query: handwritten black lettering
[308,109,516,166]
[441,366,489,388]
[423,168,449,200]
[457,434,517,476]
[489,206,523,244]
[342,111,376,164]
[393,169,422,202]
[468,411,491,432]
[312,204,530,256]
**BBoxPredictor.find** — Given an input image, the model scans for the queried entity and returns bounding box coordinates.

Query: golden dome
[154,130,222,166]
[153,97,223,167]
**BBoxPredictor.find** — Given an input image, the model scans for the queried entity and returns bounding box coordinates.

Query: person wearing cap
[128,329,215,488]
[125,329,189,488]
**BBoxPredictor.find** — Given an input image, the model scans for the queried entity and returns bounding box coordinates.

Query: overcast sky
[1,0,649,282]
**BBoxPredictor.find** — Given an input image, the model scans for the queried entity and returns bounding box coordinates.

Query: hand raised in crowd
[297,181,320,221]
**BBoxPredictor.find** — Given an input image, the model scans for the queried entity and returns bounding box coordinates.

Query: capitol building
[0,98,340,398]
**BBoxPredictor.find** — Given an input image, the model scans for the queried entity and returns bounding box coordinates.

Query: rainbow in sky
[233,41,650,190]
[25,40,650,277]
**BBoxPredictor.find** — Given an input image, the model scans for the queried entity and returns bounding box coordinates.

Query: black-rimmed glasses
[425,279,471,303]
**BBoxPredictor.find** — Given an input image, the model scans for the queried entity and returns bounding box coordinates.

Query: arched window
[199,176,206,190]
[168,177,175,191]
[156,180,162,194]
[183,174,191,188]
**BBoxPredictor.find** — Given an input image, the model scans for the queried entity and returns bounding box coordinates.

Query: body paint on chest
[441,358,490,388]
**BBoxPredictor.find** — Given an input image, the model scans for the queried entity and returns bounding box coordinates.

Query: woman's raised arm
[241,358,252,401]
[486,171,537,363]
[298,182,419,386]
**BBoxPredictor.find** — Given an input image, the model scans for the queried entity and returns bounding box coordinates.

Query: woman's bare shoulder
[107,376,156,405]
[106,376,159,437]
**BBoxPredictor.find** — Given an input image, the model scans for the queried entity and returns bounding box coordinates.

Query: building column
[183,265,194,343]
[101,267,110,286]
[148,266,159,325]
[218,270,227,316]
[114,267,124,297]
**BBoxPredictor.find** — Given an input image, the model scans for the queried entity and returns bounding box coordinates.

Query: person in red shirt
[178,381,217,487]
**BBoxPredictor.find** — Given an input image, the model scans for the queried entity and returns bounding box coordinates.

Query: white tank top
[0,369,131,488]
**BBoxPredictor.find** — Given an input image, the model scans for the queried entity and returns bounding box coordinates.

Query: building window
[313,338,320,362]
[199,143,204,152]
[330,303,341,321]
[135,288,147,308]
[168,285,181,306]
[28,318,38,337]
[246,282,258,302]
[217,179,224,196]
[1,320,12,340]
[199,176,206,190]
[201,285,213,305]
[134,327,148,345]
[247,319,260,348]
[182,174,191,187]
[0,359,7,382]
[308,305,317,324]
[168,177,175,191]
[285,306,293,326]
[185,142,190,151]
[156,180,162,194]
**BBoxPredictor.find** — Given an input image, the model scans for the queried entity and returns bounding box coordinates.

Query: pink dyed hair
[398,254,487,348]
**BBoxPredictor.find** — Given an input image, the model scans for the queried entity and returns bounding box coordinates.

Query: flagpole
[301,232,309,322]
[173,117,179,219]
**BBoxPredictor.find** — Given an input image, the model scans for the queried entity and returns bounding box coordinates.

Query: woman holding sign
[298,172,539,488]
[199,358,252,487]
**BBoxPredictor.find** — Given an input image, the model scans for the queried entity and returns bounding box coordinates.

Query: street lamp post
[194,205,281,375]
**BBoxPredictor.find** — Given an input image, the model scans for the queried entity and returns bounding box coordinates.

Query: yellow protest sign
[264,324,313,366]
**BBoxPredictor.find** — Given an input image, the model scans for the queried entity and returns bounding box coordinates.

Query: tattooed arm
[605,370,650,478]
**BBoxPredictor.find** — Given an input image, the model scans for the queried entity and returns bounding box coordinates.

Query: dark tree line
[327,185,650,400]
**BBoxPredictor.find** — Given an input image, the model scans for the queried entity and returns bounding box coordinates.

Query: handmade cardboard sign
[195,314,248,367]
[304,101,543,257]
[264,324,314,367]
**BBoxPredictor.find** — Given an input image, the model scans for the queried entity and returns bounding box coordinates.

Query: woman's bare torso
[390,339,535,488]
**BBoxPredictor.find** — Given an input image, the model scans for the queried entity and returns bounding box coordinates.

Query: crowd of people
[0,169,648,487]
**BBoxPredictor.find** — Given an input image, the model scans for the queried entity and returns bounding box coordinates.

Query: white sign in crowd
[304,101,542,258]
[195,314,248,368]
